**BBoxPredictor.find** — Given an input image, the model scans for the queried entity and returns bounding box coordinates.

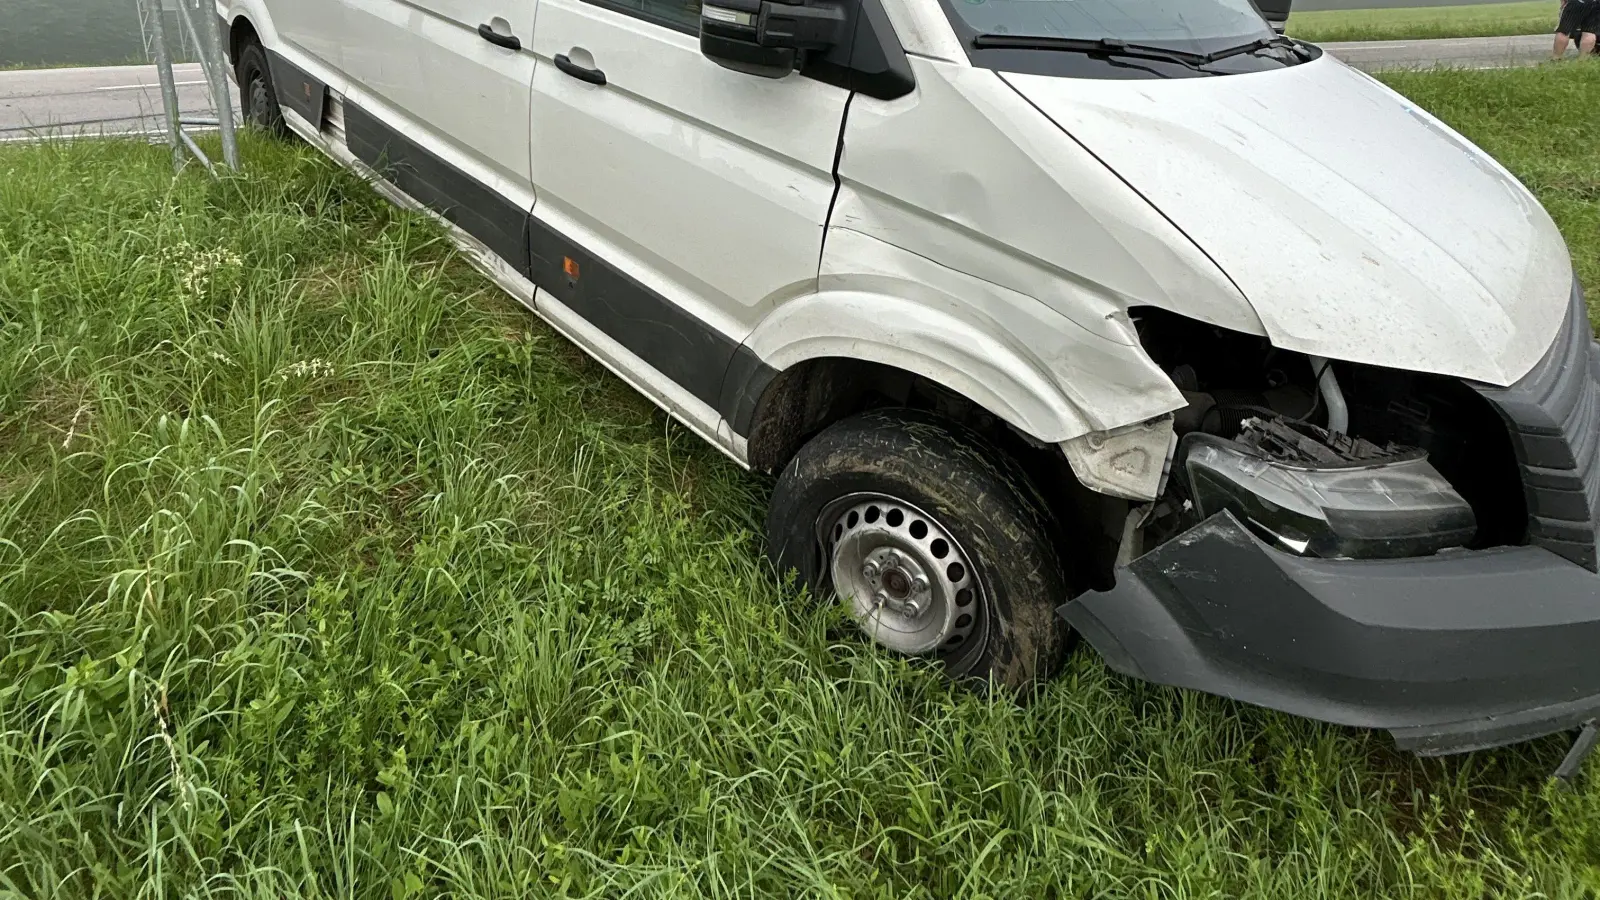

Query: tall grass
[1288,0,1555,44]
[1,66,1598,898]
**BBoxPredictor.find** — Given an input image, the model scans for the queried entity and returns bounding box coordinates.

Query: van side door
[526,0,848,426]
[338,0,538,272]
[409,0,537,206]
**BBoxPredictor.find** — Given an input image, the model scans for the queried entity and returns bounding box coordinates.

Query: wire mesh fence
[135,0,238,173]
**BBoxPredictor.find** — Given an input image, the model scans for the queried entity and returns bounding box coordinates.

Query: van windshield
[942,0,1274,53]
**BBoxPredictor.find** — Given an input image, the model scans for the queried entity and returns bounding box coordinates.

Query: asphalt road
[0,63,229,142]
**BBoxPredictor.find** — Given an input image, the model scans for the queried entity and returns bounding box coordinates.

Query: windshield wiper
[971,33,1305,69]
[970,35,1214,71]
[1201,34,1303,63]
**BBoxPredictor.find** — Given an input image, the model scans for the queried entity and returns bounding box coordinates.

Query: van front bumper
[1061,510,1600,755]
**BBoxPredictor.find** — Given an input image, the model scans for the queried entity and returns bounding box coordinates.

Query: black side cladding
[342,103,531,277]
[526,216,770,416]
[265,49,327,130]
[719,345,782,438]
[1474,280,1600,571]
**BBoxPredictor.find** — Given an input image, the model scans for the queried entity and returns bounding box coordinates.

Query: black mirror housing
[700,31,796,78]
[757,2,846,49]
[701,0,845,78]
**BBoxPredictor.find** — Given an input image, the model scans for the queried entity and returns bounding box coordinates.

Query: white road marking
[96,80,208,91]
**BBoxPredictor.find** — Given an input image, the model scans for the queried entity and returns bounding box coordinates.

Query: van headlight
[1182,430,1477,560]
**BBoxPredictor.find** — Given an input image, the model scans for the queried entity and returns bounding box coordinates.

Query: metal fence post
[136,0,185,173]
[178,0,239,169]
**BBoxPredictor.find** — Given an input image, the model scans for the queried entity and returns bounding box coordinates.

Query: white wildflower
[279,358,335,382]
[160,242,244,297]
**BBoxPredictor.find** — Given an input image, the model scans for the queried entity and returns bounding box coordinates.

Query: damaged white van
[218,0,1600,761]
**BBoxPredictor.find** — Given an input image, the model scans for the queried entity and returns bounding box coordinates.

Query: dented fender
[739,226,1186,446]
[834,56,1267,340]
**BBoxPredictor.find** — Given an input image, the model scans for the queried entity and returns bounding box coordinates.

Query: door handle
[477,24,521,51]
[554,52,606,86]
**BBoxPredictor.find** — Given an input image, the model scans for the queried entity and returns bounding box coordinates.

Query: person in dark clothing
[1554,0,1599,58]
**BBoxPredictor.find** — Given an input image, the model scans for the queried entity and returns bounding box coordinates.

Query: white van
[218,0,1600,759]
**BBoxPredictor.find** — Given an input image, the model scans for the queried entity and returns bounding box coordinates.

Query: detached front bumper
[1062,282,1600,756]
[1062,510,1600,755]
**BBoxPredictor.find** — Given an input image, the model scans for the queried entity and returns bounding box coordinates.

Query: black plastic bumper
[1061,511,1600,755]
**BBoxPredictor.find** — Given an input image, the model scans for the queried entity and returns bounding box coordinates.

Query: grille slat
[1474,280,1600,572]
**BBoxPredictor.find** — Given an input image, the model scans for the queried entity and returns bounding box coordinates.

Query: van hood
[1003,55,1573,387]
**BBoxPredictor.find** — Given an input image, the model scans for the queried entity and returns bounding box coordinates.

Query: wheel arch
[227,14,260,67]
[741,341,1074,475]
[736,282,1183,474]
[220,2,277,63]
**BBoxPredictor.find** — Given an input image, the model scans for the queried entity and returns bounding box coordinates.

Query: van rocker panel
[1062,511,1600,755]
[343,101,530,276]
[526,215,758,423]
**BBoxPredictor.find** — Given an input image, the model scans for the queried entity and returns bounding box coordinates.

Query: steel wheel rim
[819,493,982,656]
[248,74,270,126]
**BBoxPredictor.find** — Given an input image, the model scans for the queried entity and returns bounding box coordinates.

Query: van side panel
[527,0,848,339]
[408,0,538,192]
[253,0,345,75]
[231,3,796,454]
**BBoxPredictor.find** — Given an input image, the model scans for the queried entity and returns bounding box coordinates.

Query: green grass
[1288,0,1554,44]
[1,64,1599,899]
[1380,64,1600,297]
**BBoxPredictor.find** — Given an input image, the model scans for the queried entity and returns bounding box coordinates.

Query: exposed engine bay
[1130,309,1526,563]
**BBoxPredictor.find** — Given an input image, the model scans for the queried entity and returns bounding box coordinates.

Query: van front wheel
[235,43,289,138]
[766,409,1070,692]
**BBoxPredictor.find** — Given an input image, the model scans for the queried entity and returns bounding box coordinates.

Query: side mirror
[700,0,846,78]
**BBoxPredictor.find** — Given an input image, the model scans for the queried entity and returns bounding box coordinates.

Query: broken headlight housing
[1182,419,1477,559]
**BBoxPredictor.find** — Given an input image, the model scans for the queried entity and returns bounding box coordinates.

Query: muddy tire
[767,409,1071,692]
[235,42,290,138]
